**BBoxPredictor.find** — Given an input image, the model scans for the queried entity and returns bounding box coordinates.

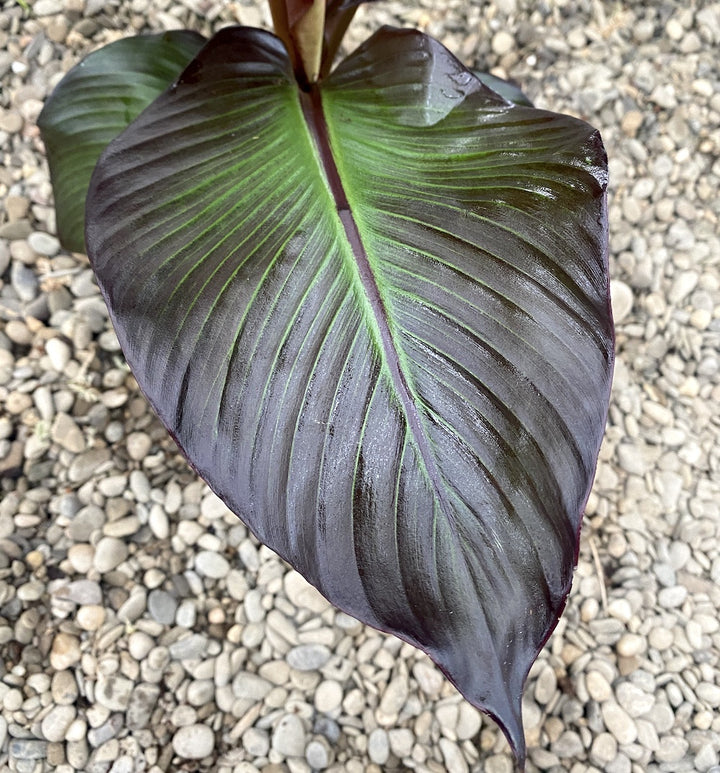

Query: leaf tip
[481,690,526,771]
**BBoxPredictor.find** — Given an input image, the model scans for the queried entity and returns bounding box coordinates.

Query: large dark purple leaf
[38,30,206,252]
[85,26,613,766]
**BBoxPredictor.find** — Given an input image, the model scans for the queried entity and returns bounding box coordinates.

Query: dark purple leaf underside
[85,26,613,768]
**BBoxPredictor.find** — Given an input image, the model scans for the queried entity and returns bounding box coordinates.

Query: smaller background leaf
[38,30,206,252]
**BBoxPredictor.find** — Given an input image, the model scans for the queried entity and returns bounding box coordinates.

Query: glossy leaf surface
[38,30,206,252]
[85,26,613,766]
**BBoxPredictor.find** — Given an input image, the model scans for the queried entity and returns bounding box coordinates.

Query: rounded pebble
[368,728,389,765]
[172,724,215,759]
[93,537,129,573]
[271,714,306,757]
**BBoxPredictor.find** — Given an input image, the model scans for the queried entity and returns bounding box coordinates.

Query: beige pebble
[690,308,711,329]
[25,550,44,571]
[610,280,633,323]
[491,30,514,55]
[51,670,79,705]
[580,597,599,622]
[607,599,633,623]
[4,195,30,221]
[50,632,81,670]
[314,680,343,714]
[616,633,644,658]
[0,110,23,134]
[621,110,643,137]
[51,413,85,453]
[5,391,33,415]
[76,605,106,631]
[67,544,95,574]
[585,670,612,702]
[46,17,69,43]
[93,537,128,573]
[126,431,152,461]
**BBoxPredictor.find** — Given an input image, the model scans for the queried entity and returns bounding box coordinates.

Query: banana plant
[38,1,614,768]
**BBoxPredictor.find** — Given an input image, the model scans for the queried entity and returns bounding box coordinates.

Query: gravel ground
[1,1,719,772]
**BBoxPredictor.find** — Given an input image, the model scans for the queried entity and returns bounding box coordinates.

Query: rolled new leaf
[85,26,613,767]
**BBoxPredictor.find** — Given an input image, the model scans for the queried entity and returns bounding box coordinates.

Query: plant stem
[292,0,325,85]
[268,0,326,87]
[268,0,293,58]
